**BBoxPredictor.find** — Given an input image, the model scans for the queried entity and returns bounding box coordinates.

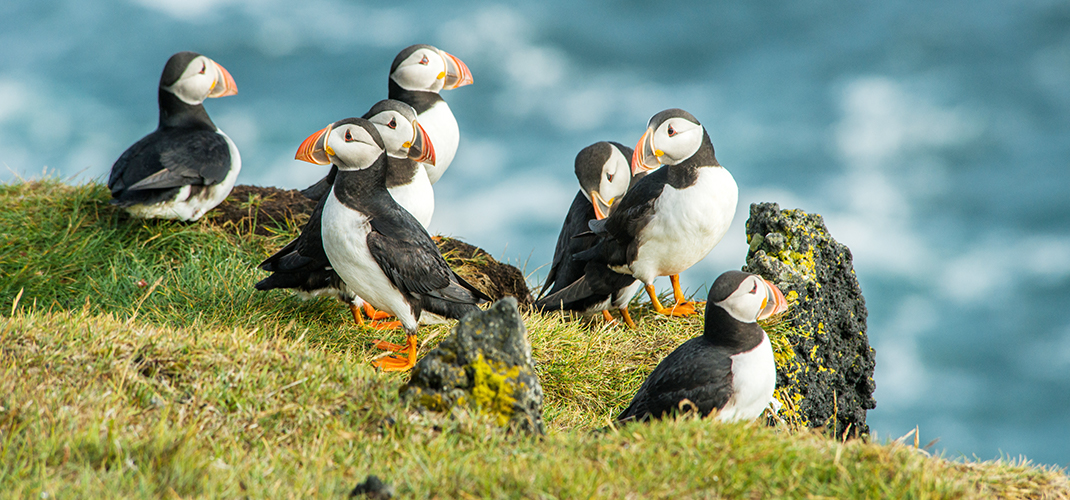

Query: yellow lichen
[468,354,521,427]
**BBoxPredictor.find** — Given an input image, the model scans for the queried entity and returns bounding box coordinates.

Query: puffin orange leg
[670,274,705,308]
[602,310,616,323]
[349,303,365,326]
[371,334,418,372]
[620,307,637,329]
[645,284,695,317]
[363,302,394,321]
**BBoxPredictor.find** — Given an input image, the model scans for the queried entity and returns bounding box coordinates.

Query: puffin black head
[707,270,789,325]
[159,51,237,106]
[389,44,473,93]
[296,117,385,171]
[362,99,436,165]
[574,141,634,220]
[632,108,717,175]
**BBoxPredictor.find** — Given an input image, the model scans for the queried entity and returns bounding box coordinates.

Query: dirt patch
[435,236,534,309]
[207,185,317,236]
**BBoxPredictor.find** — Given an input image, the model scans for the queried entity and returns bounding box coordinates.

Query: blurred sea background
[2,0,1068,466]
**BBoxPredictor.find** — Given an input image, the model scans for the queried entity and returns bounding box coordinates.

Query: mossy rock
[745,202,876,438]
[401,298,544,434]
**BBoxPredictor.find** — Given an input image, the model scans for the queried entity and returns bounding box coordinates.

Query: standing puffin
[255,101,435,325]
[301,44,472,200]
[535,141,645,327]
[616,271,788,423]
[298,118,488,371]
[108,51,240,221]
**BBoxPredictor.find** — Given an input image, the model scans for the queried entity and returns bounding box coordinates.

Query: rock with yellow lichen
[401,297,545,434]
[745,202,876,438]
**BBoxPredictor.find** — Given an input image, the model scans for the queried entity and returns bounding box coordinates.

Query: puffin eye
[387,118,397,129]
[199,62,207,75]
[344,130,354,142]
[607,173,614,182]
[749,281,758,294]
[667,124,676,137]
[419,55,429,65]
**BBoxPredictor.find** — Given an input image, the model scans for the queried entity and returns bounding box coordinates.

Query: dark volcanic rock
[744,202,876,438]
[401,297,544,434]
[350,475,393,499]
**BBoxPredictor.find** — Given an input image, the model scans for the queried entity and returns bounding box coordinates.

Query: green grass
[1,179,1068,499]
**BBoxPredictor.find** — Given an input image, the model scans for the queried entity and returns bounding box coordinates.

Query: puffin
[255,101,435,325]
[297,118,488,371]
[615,270,788,423]
[535,141,645,327]
[543,109,738,317]
[108,51,240,221]
[301,44,473,200]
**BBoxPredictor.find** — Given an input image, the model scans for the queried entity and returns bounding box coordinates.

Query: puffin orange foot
[370,334,417,372]
[362,303,394,321]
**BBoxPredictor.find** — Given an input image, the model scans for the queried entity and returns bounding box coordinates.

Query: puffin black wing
[580,167,669,267]
[299,165,338,201]
[109,127,232,205]
[366,205,483,304]
[616,336,735,423]
[538,191,599,300]
[255,197,339,293]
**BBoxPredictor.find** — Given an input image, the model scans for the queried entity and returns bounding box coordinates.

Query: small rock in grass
[350,475,393,499]
[401,297,545,434]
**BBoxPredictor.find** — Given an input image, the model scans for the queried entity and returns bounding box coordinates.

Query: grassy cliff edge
[1,180,1067,498]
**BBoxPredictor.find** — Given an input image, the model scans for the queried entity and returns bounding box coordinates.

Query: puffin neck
[387,79,443,115]
[702,305,765,352]
[158,88,216,130]
[332,153,393,212]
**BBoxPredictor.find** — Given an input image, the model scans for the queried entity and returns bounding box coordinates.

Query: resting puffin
[535,141,645,327]
[298,118,488,371]
[301,44,472,200]
[255,102,435,324]
[616,270,788,423]
[554,109,738,317]
[108,51,240,221]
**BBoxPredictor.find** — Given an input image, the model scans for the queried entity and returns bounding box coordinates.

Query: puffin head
[159,51,237,106]
[575,141,634,220]
[363,99,436,165]
[707,270,789,324]
[296,118,385,172]
[632,108,705,175]
[389,44,473,93]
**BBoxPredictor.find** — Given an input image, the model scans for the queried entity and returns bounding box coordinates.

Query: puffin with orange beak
[535,141,648,327]
[108,51,240,221]
[256,101,439,327]
[301,44,473,201]
[538,109,738,319]
[293,117,487,372]
[616,271,788,423]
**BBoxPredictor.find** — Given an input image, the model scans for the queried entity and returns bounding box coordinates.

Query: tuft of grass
[2,179,1068,498]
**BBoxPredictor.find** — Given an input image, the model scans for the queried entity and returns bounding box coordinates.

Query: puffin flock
[107,46,790,424]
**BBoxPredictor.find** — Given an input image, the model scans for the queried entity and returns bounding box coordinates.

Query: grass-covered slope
[1,180,1068,498]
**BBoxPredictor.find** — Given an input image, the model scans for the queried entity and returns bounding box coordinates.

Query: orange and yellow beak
[407,121,436,165]
[207,60,238,98]
[590,190,614,220]
[631,128,661,176]
[295,124,333,165]
[440,50,474,89]
[757,279,789,320]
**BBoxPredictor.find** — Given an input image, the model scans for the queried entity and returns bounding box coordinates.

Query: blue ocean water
[2,0,1068,466]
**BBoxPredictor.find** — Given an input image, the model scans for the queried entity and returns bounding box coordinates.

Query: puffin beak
[590,190,614,220]
[407,121,436,165]
[631,128,660,176]
[757,279,789,320]
[440,50,474,89]
[296,124,333,165]
[207,60,238,98]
